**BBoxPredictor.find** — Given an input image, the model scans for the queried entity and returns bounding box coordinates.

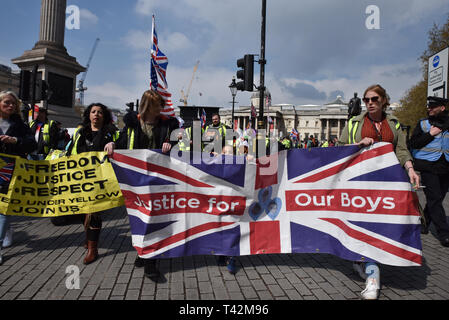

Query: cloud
[80,8,99,26]
[281,81,327,101]
[135,0,165,16]
[121,30,150,50]
[329,90,345,101]
[384,0,449,29]
[276,58,422,105]
[164,32,193,52]
[86,82,142,110]
[121,29,192,54]
[85,0,447,110]
[0,56,16,69]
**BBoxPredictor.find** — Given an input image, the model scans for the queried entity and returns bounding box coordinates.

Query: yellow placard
[0,152,124,217]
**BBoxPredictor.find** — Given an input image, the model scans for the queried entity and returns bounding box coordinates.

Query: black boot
[144,259,160,280]
[134,255,144,268]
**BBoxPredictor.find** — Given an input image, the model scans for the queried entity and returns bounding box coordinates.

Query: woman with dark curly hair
[66,103,118,264]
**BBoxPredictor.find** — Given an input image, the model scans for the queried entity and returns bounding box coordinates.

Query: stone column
[12,0,85,128]
[338,119,341,138]
[274,116,277,133]
[34,0,67,52]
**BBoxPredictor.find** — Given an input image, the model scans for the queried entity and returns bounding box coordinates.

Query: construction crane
[76,38,100,106]
[180,60,200,106]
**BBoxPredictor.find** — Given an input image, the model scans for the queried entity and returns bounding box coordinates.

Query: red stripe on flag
[321,218,422,265]
[255,155,278,190]
[112,153,213,188]
[136,222,235,255]
[123,190,246,216]
[295,144,394,183]
[249,221,281,254]
[285,189,420,216]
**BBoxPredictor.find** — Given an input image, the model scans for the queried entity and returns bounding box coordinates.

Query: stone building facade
[0,65,20,93]
[219,92,351,142]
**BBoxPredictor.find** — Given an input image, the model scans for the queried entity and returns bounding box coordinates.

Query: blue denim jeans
[0,213,10,245]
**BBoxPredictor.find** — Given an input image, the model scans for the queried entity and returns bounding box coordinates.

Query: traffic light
[35,80,52,101]
[19,70,31,102]
[236,54,254,92]
[125,102,134,112]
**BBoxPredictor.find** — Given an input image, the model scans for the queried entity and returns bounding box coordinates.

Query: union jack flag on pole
[111,142,422,267]
[290,128,299,140]
[0,159,14,186]
[251,103,257,118]
[150,15,174,118]
[200,108,206,129]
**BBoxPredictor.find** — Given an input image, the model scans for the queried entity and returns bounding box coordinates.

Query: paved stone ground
[0,191,448,302]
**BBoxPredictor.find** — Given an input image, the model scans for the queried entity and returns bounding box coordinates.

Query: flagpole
[257,0,267,158]
[150,14,155,89]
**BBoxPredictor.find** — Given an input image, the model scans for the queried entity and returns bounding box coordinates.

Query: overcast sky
[1,0,448,110]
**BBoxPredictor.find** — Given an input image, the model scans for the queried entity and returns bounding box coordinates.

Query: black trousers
[421,171,449,240]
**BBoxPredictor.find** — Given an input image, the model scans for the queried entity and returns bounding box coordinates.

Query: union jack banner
[150,15,174,118]
[290,128,299,140]
[28,105,39,124]
[201,108,206,129]
[111,142,422,267]
[251,103,257,118]
[0,160,14,185]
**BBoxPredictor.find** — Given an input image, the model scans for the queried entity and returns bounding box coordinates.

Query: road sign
[428,47,448,99]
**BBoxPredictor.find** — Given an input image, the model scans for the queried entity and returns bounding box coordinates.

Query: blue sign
[433,55,440,68]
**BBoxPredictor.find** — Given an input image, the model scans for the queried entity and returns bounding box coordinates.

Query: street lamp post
[229,77,237,129]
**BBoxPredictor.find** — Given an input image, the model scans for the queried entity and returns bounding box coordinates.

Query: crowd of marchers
[0,84,448,300]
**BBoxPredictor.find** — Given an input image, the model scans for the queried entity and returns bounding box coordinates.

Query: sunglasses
[362,96,380,103]
[427,105,441,109]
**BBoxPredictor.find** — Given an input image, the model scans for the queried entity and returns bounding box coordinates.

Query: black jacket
[67,123,118,155]
[0,114,37,158]
[29,119,60,154]
[115,112,179,150]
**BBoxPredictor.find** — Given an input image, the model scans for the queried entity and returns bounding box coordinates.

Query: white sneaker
[0,250,3,266]
[2,226,12,248]
[361,278,380,300]
[353,262,367,280]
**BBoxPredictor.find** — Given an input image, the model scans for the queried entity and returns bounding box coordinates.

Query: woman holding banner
[66,103,118,264]
[338,84,420,300]
[115,90,179,280]
[0,91,37,265]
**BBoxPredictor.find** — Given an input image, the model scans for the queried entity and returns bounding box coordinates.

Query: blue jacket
[412,119,449,162]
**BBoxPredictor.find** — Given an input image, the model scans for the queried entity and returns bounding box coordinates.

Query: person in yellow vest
[28,107,60,160]
[280,136,292,150]
[410,96,449,247]
[183,121,204,152]
[338,84,420,300]
[64,103,118,265]
[204,113,230,153]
